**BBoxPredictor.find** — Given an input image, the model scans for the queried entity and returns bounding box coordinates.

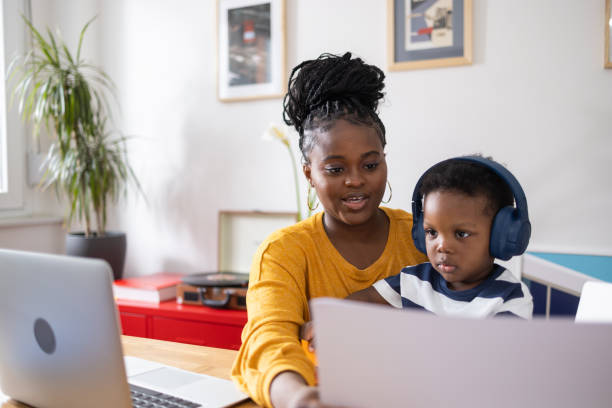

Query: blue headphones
[411,156,531,261]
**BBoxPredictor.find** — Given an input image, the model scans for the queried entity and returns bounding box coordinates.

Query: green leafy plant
[7,16,139,236]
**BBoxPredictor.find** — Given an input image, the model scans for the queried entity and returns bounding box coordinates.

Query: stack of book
[113,272,184,303]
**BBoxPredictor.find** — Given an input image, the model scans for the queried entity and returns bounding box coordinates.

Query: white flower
[262,122,312,221]
[262,123,290,148]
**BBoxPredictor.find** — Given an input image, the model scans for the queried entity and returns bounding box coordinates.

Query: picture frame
[216,0,286,102]
[218,211,297,272]
[387,0,472,71]
[606,0,612,68]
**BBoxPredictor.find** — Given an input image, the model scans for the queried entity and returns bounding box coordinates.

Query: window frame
[0,1,26,211]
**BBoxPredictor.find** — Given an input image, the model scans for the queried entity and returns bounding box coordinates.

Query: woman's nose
[344,169,365,187]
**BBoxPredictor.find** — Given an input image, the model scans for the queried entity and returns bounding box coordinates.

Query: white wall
[0,218,64,253]
[19,0,612,276]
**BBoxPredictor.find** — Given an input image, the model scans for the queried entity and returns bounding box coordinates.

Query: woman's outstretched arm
[346,286,389,304]
[231,235,316,407]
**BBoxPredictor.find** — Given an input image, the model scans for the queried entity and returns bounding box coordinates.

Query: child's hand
[300,320,315,352]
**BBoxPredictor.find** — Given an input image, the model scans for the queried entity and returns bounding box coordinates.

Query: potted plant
[7,17,139,280]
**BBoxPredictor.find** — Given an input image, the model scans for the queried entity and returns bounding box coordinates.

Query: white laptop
[575,281,612,323]
[311,297,612,408]
[0,249,248,408]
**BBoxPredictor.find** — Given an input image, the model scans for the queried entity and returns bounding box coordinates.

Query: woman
[231,52,427,408]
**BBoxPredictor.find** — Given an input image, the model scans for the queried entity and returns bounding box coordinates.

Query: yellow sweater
[230,207,427,407]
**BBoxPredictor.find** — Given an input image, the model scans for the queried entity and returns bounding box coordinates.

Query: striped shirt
[373,263,533,319]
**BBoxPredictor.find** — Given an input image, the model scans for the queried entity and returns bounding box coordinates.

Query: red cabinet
[116,299,247,350]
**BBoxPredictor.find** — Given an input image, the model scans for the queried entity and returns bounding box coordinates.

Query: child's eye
[364,162,379,170]
[456,231,471,239]
[424,229,437,238]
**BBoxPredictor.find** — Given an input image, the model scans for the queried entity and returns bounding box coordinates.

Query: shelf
[115,299,247,350]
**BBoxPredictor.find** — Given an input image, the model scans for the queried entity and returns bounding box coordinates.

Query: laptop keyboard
[130,383,202,408]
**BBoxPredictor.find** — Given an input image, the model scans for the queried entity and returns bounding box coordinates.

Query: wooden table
[1,335,257,407]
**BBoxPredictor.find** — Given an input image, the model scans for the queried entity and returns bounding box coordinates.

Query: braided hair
[282,52,386,162]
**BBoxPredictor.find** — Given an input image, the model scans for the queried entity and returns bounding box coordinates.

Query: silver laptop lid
[0,249,131,408]
[312,297,612,408]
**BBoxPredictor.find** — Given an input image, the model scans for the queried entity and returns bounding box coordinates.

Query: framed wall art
[217,0,286,102]
[606,0,612,68]
[387,0,472,71]
[218,211,297,272]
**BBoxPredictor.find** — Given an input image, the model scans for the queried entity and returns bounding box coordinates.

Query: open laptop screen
[0,249,132,408]
[312,297,612,408]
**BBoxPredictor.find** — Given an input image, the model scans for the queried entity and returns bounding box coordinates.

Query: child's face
[423,190,495,291]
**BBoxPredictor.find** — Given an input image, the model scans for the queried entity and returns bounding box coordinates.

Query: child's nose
[436,236,452,253]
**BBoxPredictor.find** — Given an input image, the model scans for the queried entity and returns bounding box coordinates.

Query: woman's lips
[342,194,368,211]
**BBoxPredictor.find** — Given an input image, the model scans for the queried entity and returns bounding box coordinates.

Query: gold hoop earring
[382,180,392,204]
[307,185,319,212]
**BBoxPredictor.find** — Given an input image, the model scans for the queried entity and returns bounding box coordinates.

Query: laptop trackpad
[131,367,202,390]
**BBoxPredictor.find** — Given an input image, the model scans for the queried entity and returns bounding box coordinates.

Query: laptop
[311,297,612,408]
[0,249,248,408]
[575,281,612,323]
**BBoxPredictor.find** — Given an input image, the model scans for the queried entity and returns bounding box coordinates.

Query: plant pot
[65,231,127,280]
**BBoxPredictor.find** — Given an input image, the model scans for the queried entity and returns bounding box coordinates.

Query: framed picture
[216,0,286,102]
[606,0,612,68]
[387,0,472,71]
[218,211,297,272]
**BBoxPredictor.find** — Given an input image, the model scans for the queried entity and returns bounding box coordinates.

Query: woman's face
[303,119,387,227]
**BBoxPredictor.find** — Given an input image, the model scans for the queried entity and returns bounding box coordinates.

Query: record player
[176,272,248,310]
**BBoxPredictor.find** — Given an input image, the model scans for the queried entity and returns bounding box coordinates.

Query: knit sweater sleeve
[230,208,427,407]
[230,230,315,408]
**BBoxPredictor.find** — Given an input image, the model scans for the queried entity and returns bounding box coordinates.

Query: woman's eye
[456,231,470,239]
[364,162,379,170]
[425,229,437,238]
[325,167,343,174]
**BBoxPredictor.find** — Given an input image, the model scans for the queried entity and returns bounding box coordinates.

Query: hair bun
[283,52,385,135]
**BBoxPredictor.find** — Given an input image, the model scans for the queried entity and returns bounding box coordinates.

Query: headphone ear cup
[411,213,427,254]
[490,207,531,260]
[490,207,514,260]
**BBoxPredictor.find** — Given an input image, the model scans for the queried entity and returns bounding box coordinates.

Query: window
[0,3,7,194]
[0,1,26,210]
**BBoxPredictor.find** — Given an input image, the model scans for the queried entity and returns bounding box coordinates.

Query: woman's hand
[288,385,350,408]
[271,371,348,408]
[300,320,315,352]
[286,384,321,408]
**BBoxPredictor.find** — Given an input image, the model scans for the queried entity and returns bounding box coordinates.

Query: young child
[302,155,533,350]
[346,155,534,319]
